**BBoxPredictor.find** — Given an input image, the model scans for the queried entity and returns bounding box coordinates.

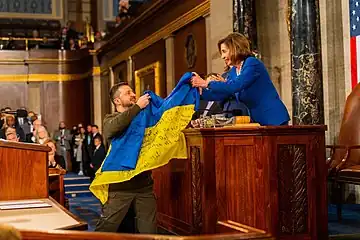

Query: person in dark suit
[91,124,103,142]
[82,124,93,176]
[89,135,106,181]
[0,114,25,141]
[191,33,290,126]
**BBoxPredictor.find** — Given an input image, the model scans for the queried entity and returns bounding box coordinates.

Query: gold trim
[134,61,161,98]
[0,72,92,82]
[104,0,210,71]
[92,67,101,76]
[0,58,89,64]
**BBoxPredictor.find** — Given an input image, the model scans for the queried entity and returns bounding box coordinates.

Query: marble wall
[319,0,348,144]
[209,0,233,74]
[255,0,292,121]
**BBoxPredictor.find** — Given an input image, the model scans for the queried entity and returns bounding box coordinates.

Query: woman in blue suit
[191,33,290,126]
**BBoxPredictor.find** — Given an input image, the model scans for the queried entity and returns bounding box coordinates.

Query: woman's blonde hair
[217,33,252,69]
[35,125,49,143]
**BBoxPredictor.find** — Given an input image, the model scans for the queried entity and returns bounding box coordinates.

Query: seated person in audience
[89,135,106,181]
[0,109,5,129]
[5,127,19,142]
[39,37,57,49]
[35,125,50,144]
[115,15,122,28]
[68,38,79,51]
[80,36,91,49]
[26,119,41,143]
[118,0,142,19]
[29,29,40,49]
[4,37,17,50]
[44,139,65,169]
[0,114,25,141]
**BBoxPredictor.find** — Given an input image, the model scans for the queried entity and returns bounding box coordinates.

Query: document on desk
[0,200,51,210]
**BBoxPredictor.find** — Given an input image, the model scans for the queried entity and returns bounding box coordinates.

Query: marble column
[204,13,212,73]
[92,75,102,132]
[233,0,257,50]
[109,67,115,113]
[127,56,134,88]
[289,0,324,125]
[210,0,233,73]
[164,35,176,95]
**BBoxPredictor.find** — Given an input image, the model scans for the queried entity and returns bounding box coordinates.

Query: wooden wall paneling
[133,40,166,97]
[40,82,61,135]
[62,78,91,128]
[215,138,226,223]
[201,136,217,234]
[174,17,207,82]
[312,134,328,240]
[0,142,49,201]
[113,61,128,84]
[0,49,93,133]
[0,82,28,109]
[153,158,194,235]
[100,0,207,60]
[28,82,41,114]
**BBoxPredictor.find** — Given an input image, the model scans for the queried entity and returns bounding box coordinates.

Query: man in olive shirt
[95,82,156,233]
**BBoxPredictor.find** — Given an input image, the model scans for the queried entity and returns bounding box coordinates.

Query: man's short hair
[94,135,102,142]
[109,82,129,104]
[92,124,98,129]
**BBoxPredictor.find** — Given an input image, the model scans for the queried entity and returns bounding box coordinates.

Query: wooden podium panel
[153,126,328,240]
[0,141,49,201]
[20,229,274,240]
[0,198,85,231]
[0,140,87,230]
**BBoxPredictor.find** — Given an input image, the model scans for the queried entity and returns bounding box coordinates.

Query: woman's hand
[212,74,226,82]
[191,73,208,88]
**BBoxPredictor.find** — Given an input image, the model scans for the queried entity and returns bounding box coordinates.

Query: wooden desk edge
[49,197,88,230]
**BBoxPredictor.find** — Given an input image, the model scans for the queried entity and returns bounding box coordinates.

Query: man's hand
[136,93,151,109]
[191,74,208,88]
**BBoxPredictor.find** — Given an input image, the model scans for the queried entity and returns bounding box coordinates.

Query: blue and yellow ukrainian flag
[90,72,199,204]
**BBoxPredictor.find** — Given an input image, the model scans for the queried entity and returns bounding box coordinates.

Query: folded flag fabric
[90,72,199,204]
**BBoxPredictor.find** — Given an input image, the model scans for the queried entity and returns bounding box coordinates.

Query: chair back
[331,83,360,169]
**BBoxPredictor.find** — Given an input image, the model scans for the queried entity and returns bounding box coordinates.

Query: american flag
[350,0,360,88]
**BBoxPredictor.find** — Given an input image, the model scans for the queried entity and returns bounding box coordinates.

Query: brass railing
[0,37,59,51]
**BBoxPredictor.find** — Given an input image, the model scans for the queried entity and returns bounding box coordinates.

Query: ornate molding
[103,0,210,71]
[278,144,308,234]
[134,61,161,98]
[190,146,202,233]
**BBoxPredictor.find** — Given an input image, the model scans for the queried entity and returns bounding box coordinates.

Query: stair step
[65,185,90,193]
[64,179,91,185]
[65,190,91,194]
[64,176,90,180]
[65,190,93,198]
[66,193,94,198]
[65,183,90,187]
